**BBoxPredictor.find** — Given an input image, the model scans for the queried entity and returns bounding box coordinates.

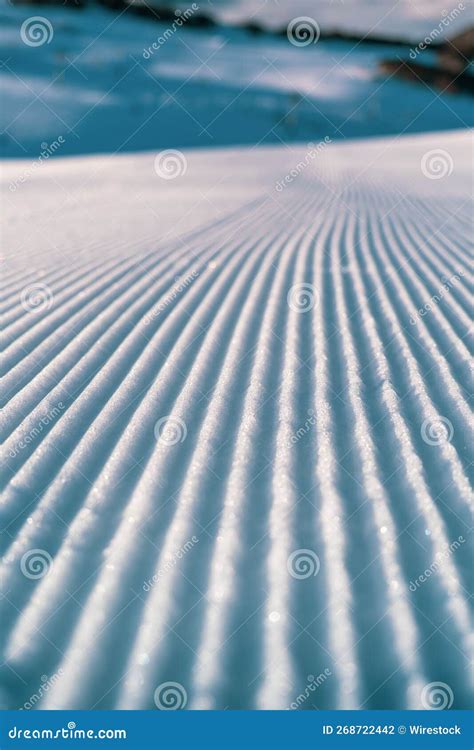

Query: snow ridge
[1,134,472,710]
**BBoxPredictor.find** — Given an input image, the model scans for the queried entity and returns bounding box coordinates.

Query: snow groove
[1,135,472,710]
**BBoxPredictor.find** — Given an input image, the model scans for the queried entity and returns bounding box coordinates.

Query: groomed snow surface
[1,131,473,711]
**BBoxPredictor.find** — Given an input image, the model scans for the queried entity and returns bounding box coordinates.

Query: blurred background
[1,0,473,158]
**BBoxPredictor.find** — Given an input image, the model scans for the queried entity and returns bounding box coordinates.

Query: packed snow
[1,0,472,713]
[1,128,472,709]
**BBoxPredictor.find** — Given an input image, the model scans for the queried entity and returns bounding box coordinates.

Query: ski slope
[0,130,473,711]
